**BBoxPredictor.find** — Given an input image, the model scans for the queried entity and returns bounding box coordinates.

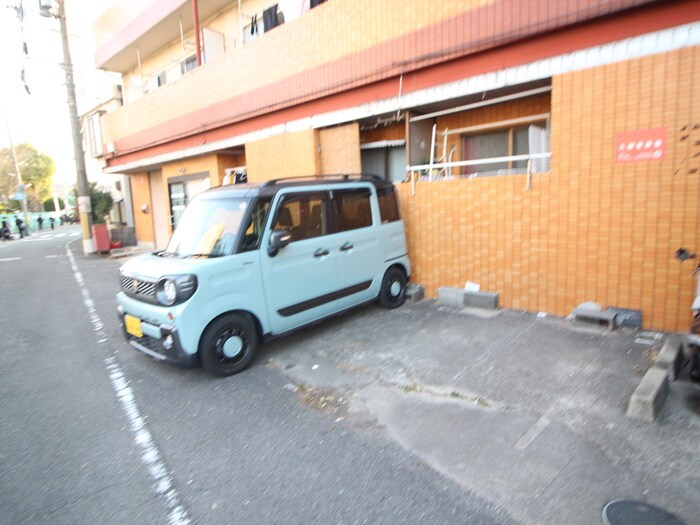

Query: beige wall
[102,0,489,144]
[122,8,238,104]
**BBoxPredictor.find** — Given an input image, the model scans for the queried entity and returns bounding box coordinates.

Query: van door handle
[340,242,353,252]
[314,248,330,257]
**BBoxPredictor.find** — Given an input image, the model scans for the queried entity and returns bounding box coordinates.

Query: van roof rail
[261,174,384,187]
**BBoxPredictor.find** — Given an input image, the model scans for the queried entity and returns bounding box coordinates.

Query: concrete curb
[626,337,683,422]
[655,337,684,381]
[626,366,669,422]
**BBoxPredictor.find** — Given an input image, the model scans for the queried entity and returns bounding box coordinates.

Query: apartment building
[93,0,699,332]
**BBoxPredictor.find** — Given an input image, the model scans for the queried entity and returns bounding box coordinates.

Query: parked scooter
[675,248,700,381]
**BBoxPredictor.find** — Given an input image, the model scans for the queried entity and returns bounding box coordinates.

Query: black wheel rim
[213,327,249,367]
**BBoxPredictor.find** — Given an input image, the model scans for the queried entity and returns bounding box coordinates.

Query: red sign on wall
[615,128,666,162]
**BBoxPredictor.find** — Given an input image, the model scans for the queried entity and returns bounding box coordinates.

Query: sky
[0,0,111,196]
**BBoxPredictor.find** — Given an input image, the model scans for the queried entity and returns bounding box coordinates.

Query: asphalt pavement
[1,230,512,524]
[2,229,699,524]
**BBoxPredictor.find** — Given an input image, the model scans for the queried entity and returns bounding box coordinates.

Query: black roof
[200,174,394,200]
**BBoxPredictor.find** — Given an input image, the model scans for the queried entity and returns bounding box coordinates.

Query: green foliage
[42,197,66,212]
[90,183,113,224]
[0,143,55,212]
[73,183,113,224]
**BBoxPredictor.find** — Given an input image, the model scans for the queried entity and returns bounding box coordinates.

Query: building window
[168,174,210,229]
[85,112,103,157]
[461,121,549,176]
[181,56,197,74]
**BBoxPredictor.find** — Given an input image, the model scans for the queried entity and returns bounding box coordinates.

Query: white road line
[0,257,21,262]
[65,244,191,525]
[70,232,79,236]
[55,233,67,238]
[45,255,59,258]
[515,415,551,450]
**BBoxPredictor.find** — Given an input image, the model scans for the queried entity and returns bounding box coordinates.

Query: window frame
[331,188,374,233]
[460,118,548,176]
[270,191,328,243]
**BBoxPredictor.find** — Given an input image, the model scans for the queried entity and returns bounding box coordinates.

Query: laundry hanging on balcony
[263,5,280,31]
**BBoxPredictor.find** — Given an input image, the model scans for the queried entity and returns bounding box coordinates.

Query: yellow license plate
[125,314,143,338]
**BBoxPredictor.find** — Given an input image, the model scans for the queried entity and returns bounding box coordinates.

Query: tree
[72,182,113,224]
[89,183,113,224]
[0,143,55,212]
[43,197,67,212]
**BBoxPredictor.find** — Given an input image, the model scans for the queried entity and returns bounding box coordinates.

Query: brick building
[92,0,700,331]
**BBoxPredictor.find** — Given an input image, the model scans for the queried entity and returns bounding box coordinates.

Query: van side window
[377,186,400,223]
[333,189,372,232]
[240,198,271,252]
[273,193,326,242]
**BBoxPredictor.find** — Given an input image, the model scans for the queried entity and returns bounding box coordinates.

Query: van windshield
[164,197,250,258]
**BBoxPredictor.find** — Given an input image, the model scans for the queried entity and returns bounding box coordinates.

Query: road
[0,228,512,524]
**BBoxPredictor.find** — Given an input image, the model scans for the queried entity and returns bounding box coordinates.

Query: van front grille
[121,275,156,298]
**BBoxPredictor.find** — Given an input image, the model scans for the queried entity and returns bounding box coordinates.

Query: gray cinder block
[437,287,465,308]
[464,291,499,310]
[437,287,499,310]
[405,284,425,303]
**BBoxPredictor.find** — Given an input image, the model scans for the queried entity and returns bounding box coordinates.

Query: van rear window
[377,186,400,223]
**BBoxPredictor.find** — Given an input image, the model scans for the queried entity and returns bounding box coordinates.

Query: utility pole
[40,0,94,254]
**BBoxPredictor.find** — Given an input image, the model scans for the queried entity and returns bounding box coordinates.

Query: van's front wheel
[378,266,407,309]
[199,314,258,376]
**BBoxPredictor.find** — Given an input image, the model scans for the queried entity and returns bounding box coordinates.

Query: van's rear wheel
[199,314,258,376]
[378,267,407,309]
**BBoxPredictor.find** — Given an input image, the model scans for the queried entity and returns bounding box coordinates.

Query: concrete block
[437,287,465,308]
[569,306,617,331]
[464,291,499,310]
[656,337,683,381]
[626,366,669,422]
[405,284,424,303]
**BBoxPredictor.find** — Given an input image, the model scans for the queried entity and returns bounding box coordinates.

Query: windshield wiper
[155,250,178,257]
[184,253,219,258]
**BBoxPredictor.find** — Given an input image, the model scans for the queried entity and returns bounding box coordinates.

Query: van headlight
[156,275,197,306]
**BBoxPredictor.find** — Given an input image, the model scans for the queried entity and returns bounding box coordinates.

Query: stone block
[464,291,499,310]
[626,366,669,422]
[437,287,466,308]
[656,337,683,381]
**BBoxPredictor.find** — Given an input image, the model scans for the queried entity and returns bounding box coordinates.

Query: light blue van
[117,175,411,376]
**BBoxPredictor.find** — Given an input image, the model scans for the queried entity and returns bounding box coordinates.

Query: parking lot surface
[262,300,700,525]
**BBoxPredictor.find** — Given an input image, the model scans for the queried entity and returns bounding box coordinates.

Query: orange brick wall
[319,124,361,175]
[245,130,321,182]
[397,46,700,332]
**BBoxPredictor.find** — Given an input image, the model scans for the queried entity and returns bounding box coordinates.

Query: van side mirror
[268,230,292,257]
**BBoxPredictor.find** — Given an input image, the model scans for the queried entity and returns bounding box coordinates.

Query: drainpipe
[192,0,202,66]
